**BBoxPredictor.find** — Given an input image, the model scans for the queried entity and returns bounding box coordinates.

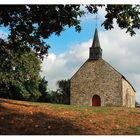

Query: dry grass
[0,98,140,135]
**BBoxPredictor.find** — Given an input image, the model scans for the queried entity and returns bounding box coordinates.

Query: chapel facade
[70,29,136,108]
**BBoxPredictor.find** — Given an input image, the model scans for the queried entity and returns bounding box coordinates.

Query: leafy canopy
[57,79,70,104]
[0,5,84,59]
[0,5,140,58]
[0,43,41,101]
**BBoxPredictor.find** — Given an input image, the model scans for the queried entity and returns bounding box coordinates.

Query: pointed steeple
[89,28,102,60]
[91,28,101,48]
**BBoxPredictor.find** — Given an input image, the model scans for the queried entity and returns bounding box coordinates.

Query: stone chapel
[70,28,136,108]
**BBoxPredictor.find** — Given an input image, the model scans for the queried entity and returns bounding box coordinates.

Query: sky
[0,5,140,103]
[40,6,140,103]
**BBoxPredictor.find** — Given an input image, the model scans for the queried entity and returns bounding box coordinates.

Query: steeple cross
[93,14,98,28]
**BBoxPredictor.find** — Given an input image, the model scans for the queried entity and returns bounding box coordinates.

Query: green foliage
[38,77,48,102]
[37,77,64,103]
[0,4,140,102]
[47,90,63,104]
[101,5,140,36]
[135,101,140,107]
[0,5,140,60]
[0,5,84,58]
[56,79,70,104]
[0,44,41,101]
[39,79,70,104]
[39,77,48,93]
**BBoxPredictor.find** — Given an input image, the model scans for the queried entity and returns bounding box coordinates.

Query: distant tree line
[0,41,70,104]
[0,36,70,104]
[0,68,70,104]
[135,101,140,108]
[38,78,70,104]
[1,5,139,105]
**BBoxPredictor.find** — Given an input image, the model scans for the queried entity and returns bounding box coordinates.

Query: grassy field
[0,98,140,135]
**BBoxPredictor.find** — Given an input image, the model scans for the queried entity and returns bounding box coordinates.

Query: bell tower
[89,28,102,60]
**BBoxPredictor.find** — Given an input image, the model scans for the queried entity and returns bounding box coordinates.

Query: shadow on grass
[0,103,94,135]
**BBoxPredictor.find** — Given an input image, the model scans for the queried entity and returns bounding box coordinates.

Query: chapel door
[92,95,101,106]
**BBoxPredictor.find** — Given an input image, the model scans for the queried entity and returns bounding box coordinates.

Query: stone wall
[70,58,123,107]
[122,79,136,108]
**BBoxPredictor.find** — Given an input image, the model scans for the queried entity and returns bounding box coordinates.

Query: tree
[135,101,140,107]
[1,5,140,101]
[0,43,41,101]
[56,79,70,104]
[38,77,48,102]
[0,5,84,59]
[96,5,140,36]
[48,90,63,104]
[0,5,140,59]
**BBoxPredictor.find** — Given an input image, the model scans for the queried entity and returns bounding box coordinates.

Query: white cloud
[40,40,91,90]
[41,27,140,102]
[100,28,140,102]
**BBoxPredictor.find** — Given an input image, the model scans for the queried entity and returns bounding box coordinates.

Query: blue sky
[47,14,105,54]
[47,20,96,54]
[0,6,140,103]
[40,8,140,103]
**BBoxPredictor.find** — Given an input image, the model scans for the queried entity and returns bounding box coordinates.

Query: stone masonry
[122,78,136,107]
[70,58,136,107]
[70,28,136,108]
